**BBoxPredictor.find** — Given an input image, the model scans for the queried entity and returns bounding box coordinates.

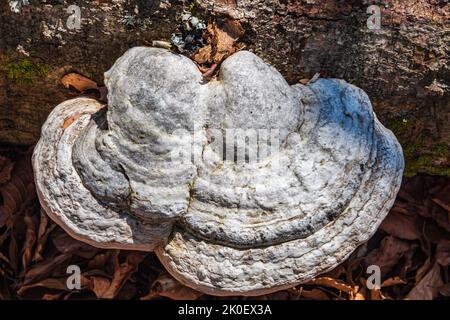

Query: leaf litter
[0,145,449,300]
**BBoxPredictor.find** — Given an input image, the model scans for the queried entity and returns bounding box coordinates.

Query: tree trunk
[0,0,449,176]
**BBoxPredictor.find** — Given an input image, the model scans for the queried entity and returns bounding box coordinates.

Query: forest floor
[0,146,449,300]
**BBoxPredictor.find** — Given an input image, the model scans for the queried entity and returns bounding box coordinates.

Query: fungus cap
[33,47,404,296]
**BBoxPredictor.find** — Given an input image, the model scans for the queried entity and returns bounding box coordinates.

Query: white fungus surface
[33,47,404,295]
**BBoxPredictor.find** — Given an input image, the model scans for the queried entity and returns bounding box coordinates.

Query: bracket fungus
[33,47,404,296]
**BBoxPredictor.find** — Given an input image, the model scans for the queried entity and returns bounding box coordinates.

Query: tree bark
[0,0,449,175]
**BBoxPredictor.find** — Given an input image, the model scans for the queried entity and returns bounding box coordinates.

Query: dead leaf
[405,262,443,300]
[353,292,366,300]
[51,228,99,259]
[423,219,448,244]
[439,283,450,296]
[379,210,422,240]
[61,73,98,92]
[23,253,72,285]
[322,264,346,280]
[415,257,434,283]
[436,239,450,267]
[299,288,330,300]
[141,272,202,300]
[9,232,18,273]
[18,278,70,296]
[0,148,448,301]
[89,276,111,298]
[87,252,113,270]
[264,291,291,300]
[432,197,450,213]
[193,19,244,65]
[0,155,14,184]
[344,246,367,286]
[0,148,35,228]
[33,209,56,262]
[192,45,212,65]
[21,212,37,272]
[428,204,450,233]
[305,277,355,295]
[18,275,89,299]
[370,288,389,300]
[381,277,407,287]
[364,236,416,279]
[99,251,146,299]
[351,286,367,300]
[0,252,13,279]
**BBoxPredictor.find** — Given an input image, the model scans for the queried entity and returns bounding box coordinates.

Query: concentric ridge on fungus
[32,47,404,296]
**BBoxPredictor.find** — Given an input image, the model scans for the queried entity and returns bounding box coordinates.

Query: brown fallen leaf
[352,287,366,300]
[43,293,66,300]
[405,262,444,300]
[0,278,11,299]
[353,293,366,300]
[9,230,18,274]
[51,228,99,259]
[141,272,202,300]
[0,149,35,228]
[23,253,72,285]
[0,155,14,184]
[18,278,70,296]
[305,277,355,296]
[61,73,98,92]
[432,197,450,213]
[89,276,111,298]
[344,246,367,286]
[33,209,56,263]
[194,45,213,65]
[370,288,389,300]
[87,252,114,270]
[439,283,450,296]
[290,287,330,300]
[193,19,244,65]
[1,148,448,301]
[21,212,37,272]
[19,275,89,299]
[436,239,450,267]
[99,251,146,299]
[263,290,292,300]
[321,263,346,281]
[379,210,422,240]
[0,252,13,279]
[423,219,448,245]
[363,236,416,279]
[430,200,450,233]
[381,277,407,287]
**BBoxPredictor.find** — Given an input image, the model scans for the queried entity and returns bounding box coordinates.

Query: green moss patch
[402,143,450,177]
[3,59,49,85]
[387,117,450,177]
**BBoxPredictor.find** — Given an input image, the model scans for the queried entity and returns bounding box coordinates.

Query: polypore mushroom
[33,47,404,296]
